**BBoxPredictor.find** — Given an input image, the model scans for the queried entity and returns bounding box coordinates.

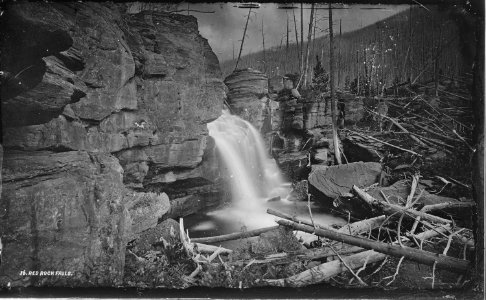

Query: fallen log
[262,250,385,287]
[421,202,476,213]
[413,123,457,142]
[353,185,452,225]
[266,208,335,230]
[194,243,233,254]
[347,130,422,157]
[276,219,470,273]
[415,135,456,150]
[367,109,428,147]
[407,225,474,251]
[337,215,386,235]
[190,226,279,244]
[230,245,364,266]
[267,208,385,236]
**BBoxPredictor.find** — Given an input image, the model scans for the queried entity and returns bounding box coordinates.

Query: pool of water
[185,196,346,249]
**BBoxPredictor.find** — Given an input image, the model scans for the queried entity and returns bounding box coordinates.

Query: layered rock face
[0,2,224,286]
[224,68,270,130]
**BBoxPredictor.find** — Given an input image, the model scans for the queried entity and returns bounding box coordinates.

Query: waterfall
[189,109,343,237]
[207,110,288,209]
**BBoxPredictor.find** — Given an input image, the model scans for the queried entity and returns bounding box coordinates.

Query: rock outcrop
[224,68,269,130]
[0,2,225,287]
[0,151,133,286]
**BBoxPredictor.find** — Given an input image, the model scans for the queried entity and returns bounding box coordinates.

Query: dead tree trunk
[234,8,252,71]
[261,18,266,73]
[300,3,304,77]
[286,14,289,73]
[293,9,300,71]
[329,3,342,164]
[338,19,342,88]
[302,3,315,87]
[471,4,485,288]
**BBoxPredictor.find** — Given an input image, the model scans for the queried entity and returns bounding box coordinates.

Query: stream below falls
[186,110,345,248]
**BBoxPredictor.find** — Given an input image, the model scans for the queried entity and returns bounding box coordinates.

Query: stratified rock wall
[224,68,269,130]
[0,2,224,286]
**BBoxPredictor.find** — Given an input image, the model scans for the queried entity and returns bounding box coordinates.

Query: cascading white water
[188,109,345,239]
[207,110,288,210]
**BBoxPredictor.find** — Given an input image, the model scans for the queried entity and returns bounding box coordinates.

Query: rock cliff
[0,2,224,286]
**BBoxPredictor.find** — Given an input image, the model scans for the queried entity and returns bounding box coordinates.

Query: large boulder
[309,162,383,205]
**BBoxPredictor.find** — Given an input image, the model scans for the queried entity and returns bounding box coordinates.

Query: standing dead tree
[234,8,252,71]
[302,3,315,87]
[329,3,342,164]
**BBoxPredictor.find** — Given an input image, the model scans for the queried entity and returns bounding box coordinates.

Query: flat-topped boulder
[309,162,383,204]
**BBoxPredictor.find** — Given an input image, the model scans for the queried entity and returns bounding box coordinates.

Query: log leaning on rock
[276,219,470,273]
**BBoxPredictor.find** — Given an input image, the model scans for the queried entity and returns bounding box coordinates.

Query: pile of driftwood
[344,82,474,163]
[177,178,474,288]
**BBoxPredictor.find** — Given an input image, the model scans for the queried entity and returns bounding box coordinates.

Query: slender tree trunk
[234,8,252,71]
[408,5,413,84]
[261,18,266,73]
[286,14,289,73]
[293,9,300,71]
[357,49,360,95]
[435,25,442,96]
[329,3,342,164]
[422,12,425,82]
[300,2,304,76]
[338,19,342,89]
[302,3,315,87]
[311,11,317,83]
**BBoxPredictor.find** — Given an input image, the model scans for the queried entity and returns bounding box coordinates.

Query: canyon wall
[0,2,225,286]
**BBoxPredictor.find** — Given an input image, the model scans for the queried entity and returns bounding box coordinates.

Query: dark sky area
[180,3,409,62]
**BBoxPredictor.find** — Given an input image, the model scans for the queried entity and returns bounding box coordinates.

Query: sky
[179,3,409,63]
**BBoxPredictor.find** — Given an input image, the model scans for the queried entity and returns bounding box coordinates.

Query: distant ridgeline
[221,6,476,91]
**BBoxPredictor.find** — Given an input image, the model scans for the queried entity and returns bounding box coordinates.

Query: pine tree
[312,55,329,92]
